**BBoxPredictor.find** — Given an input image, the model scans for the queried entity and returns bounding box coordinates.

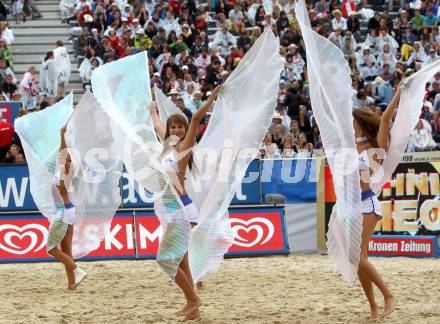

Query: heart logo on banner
[0,224,48,255]
[230,217,275,247]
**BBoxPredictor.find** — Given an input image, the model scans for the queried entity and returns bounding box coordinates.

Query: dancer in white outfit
[296,0,440,319]
[352,94,399,319]
[15,92,123,290]
[89,29,282,320]
[149,86,221,321]
[15,95,87,290]
[46,125,86,290]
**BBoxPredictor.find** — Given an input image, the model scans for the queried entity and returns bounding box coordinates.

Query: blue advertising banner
[0,102,20,125]
[0,159,317,212]
[261,159,317,204]
[120,171,154,209]
[120,159,262,208]
[0,165,37,211]
[231,159,261,205]
[1,160,262,212]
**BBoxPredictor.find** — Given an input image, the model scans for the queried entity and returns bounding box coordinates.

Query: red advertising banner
[135,211,162,258]
[134,207,289,258]
[86,213,136,260]
[227,209,288,254]
[0,214,137,262]
[0,207,288,263]
[368,235,439,258]
[0,215,50,262]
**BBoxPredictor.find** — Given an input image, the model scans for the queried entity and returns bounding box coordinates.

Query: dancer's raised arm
[377,83,401,150]
[58,126,73,199]
[179,86,221,151]
[150,101,166,141]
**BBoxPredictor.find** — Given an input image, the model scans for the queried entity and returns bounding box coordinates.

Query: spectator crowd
[0,0,43,164]
[2,0,440,165]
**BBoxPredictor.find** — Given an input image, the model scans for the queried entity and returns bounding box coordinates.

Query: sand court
[1,254,439,323]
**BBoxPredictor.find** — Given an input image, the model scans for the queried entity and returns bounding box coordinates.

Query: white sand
[1,254,439,323]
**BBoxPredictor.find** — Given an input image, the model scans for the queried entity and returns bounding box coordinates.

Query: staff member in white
[39,51,58,104]
[407,41,428,66]
[0,22,14,46]
[288,44,305,78]
[424,48,439,66]
[19,66,38,110]
[53,40,71,97]
[209,25,237,57]
[59,0,76,23]
[331,9,347,31]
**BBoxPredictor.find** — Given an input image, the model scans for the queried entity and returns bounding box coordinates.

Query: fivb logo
[230,217,274,247]
[0,224,48,255]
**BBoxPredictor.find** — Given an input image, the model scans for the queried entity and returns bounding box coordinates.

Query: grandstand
[1,0,440,163]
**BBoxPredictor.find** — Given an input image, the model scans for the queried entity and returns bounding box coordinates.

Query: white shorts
[55,206,78,225]
[362,195,382,219]
[182,203,198,225]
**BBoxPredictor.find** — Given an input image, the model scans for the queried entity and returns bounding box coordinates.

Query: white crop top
[161,152,179,173]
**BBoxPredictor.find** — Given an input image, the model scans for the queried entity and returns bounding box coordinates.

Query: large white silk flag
[14,93,74,220]
[153,84,187,127]
[65,91,123,258]
[296,0,362,284]
[91,52,168,196]
[187,28,283,281]
[94,29,282,281]
[15,91,124,258]
[371,60,440,192]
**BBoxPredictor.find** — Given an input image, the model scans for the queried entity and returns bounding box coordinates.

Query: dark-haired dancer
[352,87,400,319]
[295,0,397,319]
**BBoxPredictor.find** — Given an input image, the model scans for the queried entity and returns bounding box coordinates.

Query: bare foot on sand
[183,307,200,321]
[369,304,379,321]
[381,296,396,318]
[176,297,202,316]
[196,282,204,292]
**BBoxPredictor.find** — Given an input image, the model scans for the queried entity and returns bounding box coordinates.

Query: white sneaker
[73,267,87,287]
